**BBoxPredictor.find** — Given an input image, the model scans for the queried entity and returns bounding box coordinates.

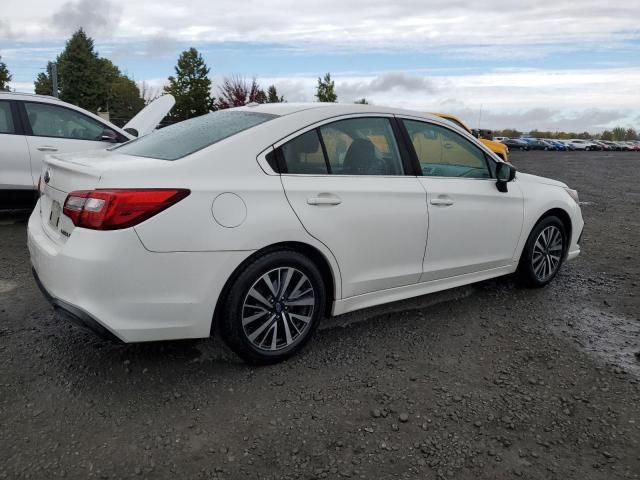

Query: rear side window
[0,101,15,134]
[278,117,405,176]
[281,130,328,174]
[116,110,278,160]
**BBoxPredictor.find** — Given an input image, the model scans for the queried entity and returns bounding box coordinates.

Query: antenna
[477,104,483,129]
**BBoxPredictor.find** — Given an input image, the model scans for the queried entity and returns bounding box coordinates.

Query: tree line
[2,29,635,138]
[0,28,342,126]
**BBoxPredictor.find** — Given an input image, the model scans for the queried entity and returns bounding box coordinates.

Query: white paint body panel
[0,93,173,191]
[282,174,428,297]
[27,103,584,343]
[418,177,524,281]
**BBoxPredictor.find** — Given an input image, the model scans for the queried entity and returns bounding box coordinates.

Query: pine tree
[315,73,337,102]
[164,48,214,121]
[0,56,12,91]
[34,62,55,95]
[266,85,284,103]
[57,29,110,111]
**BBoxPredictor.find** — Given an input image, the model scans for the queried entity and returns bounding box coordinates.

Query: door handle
[430,198,454,206]
[37,146,59,152]
[307,196,342,206]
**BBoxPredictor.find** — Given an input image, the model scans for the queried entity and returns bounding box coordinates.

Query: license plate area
[49,201,62,229]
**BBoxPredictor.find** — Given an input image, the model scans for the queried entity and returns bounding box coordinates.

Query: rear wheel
[220,251,326,364]
[517,216,567,288]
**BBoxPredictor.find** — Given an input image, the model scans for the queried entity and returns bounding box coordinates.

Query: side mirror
[100,129,118,143]
[496,162,516,192]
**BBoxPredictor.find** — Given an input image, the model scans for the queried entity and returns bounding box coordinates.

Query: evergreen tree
[266,85,284,103]
[164,48,214,121]
[34,62,55,95]
[57,29,109,111]
[354,98,368,104]
[108,74,145,125]
[315,73,337,102]
[255,88,267,104]
[612,127,626,141]
[0,56,12,91]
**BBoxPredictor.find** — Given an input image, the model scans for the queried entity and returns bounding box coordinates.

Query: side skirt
[331,264,517,316]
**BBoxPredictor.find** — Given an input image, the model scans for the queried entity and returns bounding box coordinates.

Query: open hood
[123,94,175,138]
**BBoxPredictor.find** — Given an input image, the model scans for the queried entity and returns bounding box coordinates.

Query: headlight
[564,187,579,204]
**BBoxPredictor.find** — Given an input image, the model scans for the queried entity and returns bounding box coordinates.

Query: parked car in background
[28,103,583,363]
[493,136,509,143]
[431,113,510,162]
[566,139,597,151]
[559,140,576,151]
[501,138,530,150]
[602,140,621,151]
[0,92,174,208]
[522,138,554,150]
[543,139,567,151]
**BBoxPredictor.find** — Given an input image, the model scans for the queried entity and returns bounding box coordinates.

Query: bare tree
[139,81,162,105]
[216,75,264,109]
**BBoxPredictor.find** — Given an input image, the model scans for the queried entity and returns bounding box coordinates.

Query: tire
[220,250,326,364]
[517,216,567,288]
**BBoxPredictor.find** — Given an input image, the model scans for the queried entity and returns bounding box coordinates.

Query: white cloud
[1,0,639,52]
[256,68,640,131]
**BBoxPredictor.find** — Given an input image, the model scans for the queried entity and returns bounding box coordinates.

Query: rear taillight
[63,189,190,230]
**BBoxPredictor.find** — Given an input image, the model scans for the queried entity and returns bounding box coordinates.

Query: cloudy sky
[2,0,639,132]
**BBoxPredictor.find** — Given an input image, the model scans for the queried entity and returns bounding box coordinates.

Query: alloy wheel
[241,267,315,351]
[531,225,563,281]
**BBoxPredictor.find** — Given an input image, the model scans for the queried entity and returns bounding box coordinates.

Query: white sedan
[28,103,584,364]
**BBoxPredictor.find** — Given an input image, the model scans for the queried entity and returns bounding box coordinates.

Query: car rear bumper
[28,207,253,343]
[32,267,122,342]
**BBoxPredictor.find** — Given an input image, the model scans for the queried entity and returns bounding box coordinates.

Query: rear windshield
[114,110,278,160]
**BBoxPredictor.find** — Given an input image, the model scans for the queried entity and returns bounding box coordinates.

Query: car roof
[0,91,67,102]
[235,102,444,123]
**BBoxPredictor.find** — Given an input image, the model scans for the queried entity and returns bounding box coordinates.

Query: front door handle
[37,146,59,152]
[307,195,342,206]
[430,198,454,206]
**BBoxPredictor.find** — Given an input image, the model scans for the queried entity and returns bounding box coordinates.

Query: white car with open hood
[28,103,584,364]
[0,92,174,208]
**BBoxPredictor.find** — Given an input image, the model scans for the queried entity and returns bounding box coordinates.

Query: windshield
[114,110,278,160]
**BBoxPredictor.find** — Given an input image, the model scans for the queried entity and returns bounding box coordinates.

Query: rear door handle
[37,146,59,152]
[307,196,342,206]
[430,198,454,206]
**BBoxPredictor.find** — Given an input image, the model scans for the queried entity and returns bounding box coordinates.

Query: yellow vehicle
[432,113,510,162]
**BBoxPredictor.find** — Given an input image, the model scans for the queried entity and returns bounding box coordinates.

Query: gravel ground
[1,151,639,479]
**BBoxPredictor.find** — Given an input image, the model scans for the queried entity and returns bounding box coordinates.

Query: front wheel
[220,250,326,364]
[517,216,567,287]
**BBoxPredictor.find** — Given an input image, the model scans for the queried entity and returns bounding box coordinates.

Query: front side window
[116,110,278,161]
[24,102,107,141]
[279,117,404,176]
[403,120,490,179]
[0,101,15,134]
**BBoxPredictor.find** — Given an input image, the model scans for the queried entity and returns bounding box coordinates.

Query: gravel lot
[1,151,639,479]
